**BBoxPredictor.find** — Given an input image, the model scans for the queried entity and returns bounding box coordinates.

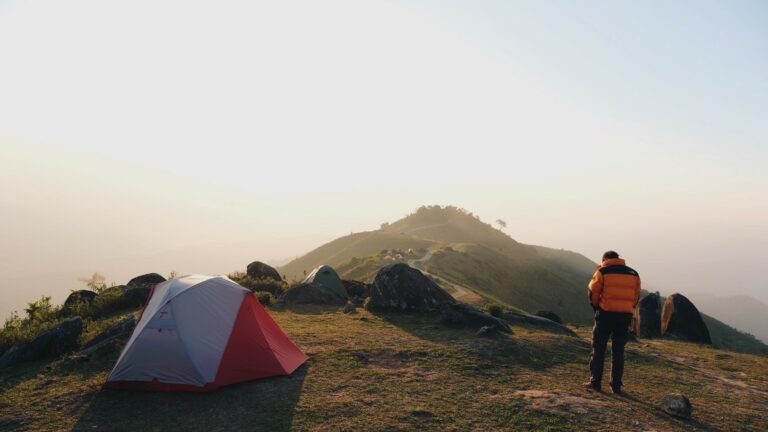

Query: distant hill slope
[688,293,768,345]
[703,314,768,355]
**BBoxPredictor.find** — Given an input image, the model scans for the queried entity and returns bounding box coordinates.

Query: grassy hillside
[1,304,767,431]
[280,206,596,323]
[424,244,593,324]
[279,231,435,281]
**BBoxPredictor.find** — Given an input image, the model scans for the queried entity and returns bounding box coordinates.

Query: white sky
[1,0,766,319]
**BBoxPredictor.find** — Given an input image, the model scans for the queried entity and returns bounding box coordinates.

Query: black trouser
[589,309,632,389]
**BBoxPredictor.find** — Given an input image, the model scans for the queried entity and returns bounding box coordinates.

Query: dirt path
[407,251,469,300]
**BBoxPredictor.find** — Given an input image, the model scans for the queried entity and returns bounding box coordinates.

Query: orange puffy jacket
[588,258,641,314]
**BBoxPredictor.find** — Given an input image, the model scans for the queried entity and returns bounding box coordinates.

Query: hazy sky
[1,0,766,320]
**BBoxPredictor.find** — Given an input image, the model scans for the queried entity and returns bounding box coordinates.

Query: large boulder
[0,317,83,369]
[661,294,712,345]
[127,273,166,287]
[246,261,282,282]
[277,282,347,307]
[501,312,577,337]
[441,303,511,333]
[63,290,98,308]
[366,264,456,312]
[122,285,151,306]
[633,292,662,338]
[342,279,371,298]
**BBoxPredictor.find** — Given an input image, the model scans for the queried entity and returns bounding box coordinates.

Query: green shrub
[254,291,276,306]
[228,272,288,295]
[484,303,504,317]
[0,296,65,355]
[89,288,137,318]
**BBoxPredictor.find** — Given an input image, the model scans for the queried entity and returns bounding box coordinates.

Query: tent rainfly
[303,265,347,298]
[104,275,307,391]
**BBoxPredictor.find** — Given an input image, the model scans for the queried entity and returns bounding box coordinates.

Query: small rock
[659,393,692,419]
[343,303,357,314]
[476,326,499,337]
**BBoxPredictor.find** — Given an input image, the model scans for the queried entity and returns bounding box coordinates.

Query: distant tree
[168,270,178,279]
[496,219,507,231]
[79,272,107,293]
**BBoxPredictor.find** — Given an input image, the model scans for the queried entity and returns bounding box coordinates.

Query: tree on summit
[496,219,507,231]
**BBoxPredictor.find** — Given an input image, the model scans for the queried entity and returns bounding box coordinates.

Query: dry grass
[1,306,767,431]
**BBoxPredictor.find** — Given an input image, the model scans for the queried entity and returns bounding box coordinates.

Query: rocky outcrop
[501,312,576,336]
[127,273,166,287]
[633,292,662,338]
[441,303,511,333]
[83,315,136,350]
[660,394,692,419]
[366,264,455,313]
[63,290,98,308]
[277,283,347,307]
[342,279,371,298]
[246,261,283,282]
[662,294,712,345]
[0,317,83,369]
[533,310,562,324]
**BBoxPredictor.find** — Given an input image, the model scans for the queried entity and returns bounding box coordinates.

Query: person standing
[585,250,641,394]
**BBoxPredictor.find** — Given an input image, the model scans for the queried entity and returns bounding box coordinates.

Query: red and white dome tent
[104,274,308,391]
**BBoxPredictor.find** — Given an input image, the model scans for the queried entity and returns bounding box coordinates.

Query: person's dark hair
[602,250,619,260]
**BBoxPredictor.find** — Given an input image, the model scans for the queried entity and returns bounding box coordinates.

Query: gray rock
[127,273,166,287]
[633,292,662,338]
[277,282,347,307]
[662,294,712,345]
[660,393,692,419]
[342,279,371,298]
[343,303,357,314]
[441,303,511,333]
[367,264,455,313]
[122,285,151,307]
[533,310,562,324]
[63,290,98,308]
[501,312,576,336]
[83,315,136,349]
[0,317,83,369]
[476,326,500,338]
[246,261,282,282]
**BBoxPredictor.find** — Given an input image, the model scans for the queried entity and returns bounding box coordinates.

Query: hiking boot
[583,381,601,392]
[611,386,622,395]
